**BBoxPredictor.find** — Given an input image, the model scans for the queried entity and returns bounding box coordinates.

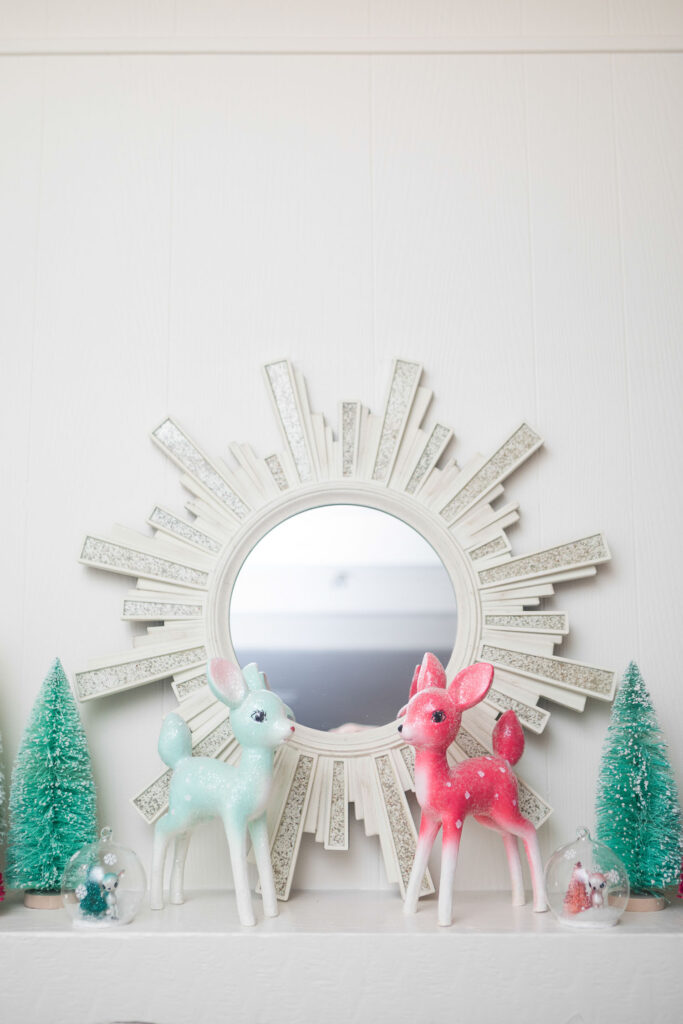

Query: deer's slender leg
[502,833,525,906]
[225,820,255,927]
[151,812,182,910]
[475,813,525,907]
[438,819,463,927]
[404,813,440,915]
[169,831,191,905]
[249,813,278,919]
[518,823,547,912]
[493,810,547,912]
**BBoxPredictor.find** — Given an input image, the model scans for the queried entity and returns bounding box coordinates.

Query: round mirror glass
[229,505,458,731]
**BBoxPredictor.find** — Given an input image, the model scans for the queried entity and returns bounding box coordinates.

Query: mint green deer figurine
[150,658,295,926]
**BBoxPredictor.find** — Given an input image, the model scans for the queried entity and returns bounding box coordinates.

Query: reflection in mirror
[229,505,458,731]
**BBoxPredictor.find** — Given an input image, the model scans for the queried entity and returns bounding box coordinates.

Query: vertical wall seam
[520,53,541,536]
[609,52,641,659]
[162,61,177,719]
[520,52,549,797]
[368,53,377,397]
[19,56,47,709]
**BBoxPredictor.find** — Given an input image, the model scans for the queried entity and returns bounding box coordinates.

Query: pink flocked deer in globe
[397,653,547,926]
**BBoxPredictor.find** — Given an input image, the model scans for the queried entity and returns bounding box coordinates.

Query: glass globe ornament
[61,827,146,927]
[545,826,630,928]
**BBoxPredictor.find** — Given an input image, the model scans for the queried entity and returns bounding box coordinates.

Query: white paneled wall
[1,3,682,898]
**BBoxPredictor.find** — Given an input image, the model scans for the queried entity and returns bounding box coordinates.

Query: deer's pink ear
[397,703,409,718]
[408,665,420,700]
[208,658,247,708]
[417,652,447,692]
[448,662,493,711]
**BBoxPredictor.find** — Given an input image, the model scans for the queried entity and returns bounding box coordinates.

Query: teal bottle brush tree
[6,658,98,908]
[595,661,683,909]
[0,722,6,901]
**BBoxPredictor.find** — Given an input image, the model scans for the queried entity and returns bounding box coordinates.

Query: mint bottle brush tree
[6,659,98,908]
[0,723,6,902]
[595,661,683,910]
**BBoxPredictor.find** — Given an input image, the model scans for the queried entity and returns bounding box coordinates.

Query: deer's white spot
[477,770,485,778]
[465,791,470,800]
[456,820,462,829]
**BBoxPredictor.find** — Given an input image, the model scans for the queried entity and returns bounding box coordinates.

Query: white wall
[1,2,683,896]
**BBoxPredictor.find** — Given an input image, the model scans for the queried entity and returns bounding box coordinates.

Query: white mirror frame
[76,358,615,900]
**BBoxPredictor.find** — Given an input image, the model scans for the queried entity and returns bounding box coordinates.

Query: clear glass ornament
[545,826,630,928]
[61,826,146,927]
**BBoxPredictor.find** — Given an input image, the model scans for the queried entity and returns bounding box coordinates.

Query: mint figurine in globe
[6,658,97,908]
[62,827,145,927]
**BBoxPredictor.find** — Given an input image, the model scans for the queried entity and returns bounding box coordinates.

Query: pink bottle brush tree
[564,862,591,915]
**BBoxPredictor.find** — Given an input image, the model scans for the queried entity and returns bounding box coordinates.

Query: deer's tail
[492,709,524,765]
[158,712,192,769]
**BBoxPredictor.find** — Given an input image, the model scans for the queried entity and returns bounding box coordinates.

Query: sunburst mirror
[76,359,615,900]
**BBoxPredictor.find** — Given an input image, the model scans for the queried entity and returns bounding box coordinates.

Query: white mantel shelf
[2,890,682,1024]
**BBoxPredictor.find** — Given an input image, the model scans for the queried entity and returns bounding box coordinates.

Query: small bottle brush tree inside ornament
[62,827,146,927]
[595,661,683,911]
[5,658,98,908]
[545,827,630,928]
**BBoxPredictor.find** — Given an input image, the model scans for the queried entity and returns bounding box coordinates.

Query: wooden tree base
[624,892,668,913]
[23,890,63,910]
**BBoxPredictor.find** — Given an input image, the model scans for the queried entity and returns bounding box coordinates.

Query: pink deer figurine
[397,652,547,925]
[585,869,609,910]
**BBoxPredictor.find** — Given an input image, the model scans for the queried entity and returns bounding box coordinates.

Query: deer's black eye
[251,709,266,723]
[431,710,446,723]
